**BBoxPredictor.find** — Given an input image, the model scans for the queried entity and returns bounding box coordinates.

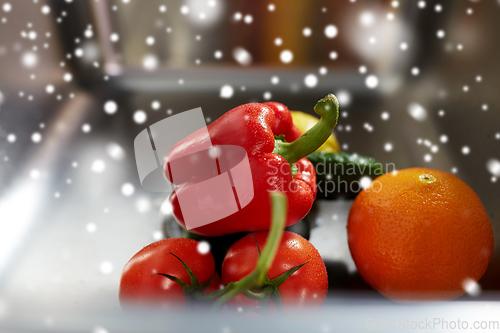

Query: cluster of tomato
[119,229,328,312]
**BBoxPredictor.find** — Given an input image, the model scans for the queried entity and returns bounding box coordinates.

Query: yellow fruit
[291,111,340,153]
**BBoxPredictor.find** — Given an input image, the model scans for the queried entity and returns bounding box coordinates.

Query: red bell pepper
[164,94,339,236]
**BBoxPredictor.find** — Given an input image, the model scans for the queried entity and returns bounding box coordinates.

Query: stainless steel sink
[0,0,499,331]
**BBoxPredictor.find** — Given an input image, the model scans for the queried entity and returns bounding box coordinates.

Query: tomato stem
[157,192,311,311]
[242,289,271,301]
[191,282,235,301]
[211,192,287,310]
[268,256,311,288]
[256,192,287,284]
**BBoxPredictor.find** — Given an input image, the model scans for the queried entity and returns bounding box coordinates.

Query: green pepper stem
[211,192,287,310]
[273,94,339,164]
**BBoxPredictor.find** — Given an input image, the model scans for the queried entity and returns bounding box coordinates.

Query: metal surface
[1,0,500,332]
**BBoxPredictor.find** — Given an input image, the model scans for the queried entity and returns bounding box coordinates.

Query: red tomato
[221,231,328,310]
[119,238,220,308]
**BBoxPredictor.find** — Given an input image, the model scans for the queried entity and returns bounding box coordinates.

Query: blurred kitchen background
[0,0,500,331]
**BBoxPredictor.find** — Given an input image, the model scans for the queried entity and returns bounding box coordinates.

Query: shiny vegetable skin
[221,231,328,310]
[307,151,385,199]
[166,102,317,236]
[119,238,220,308]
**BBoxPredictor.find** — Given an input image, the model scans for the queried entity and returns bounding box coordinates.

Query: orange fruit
[347,167,494,302]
